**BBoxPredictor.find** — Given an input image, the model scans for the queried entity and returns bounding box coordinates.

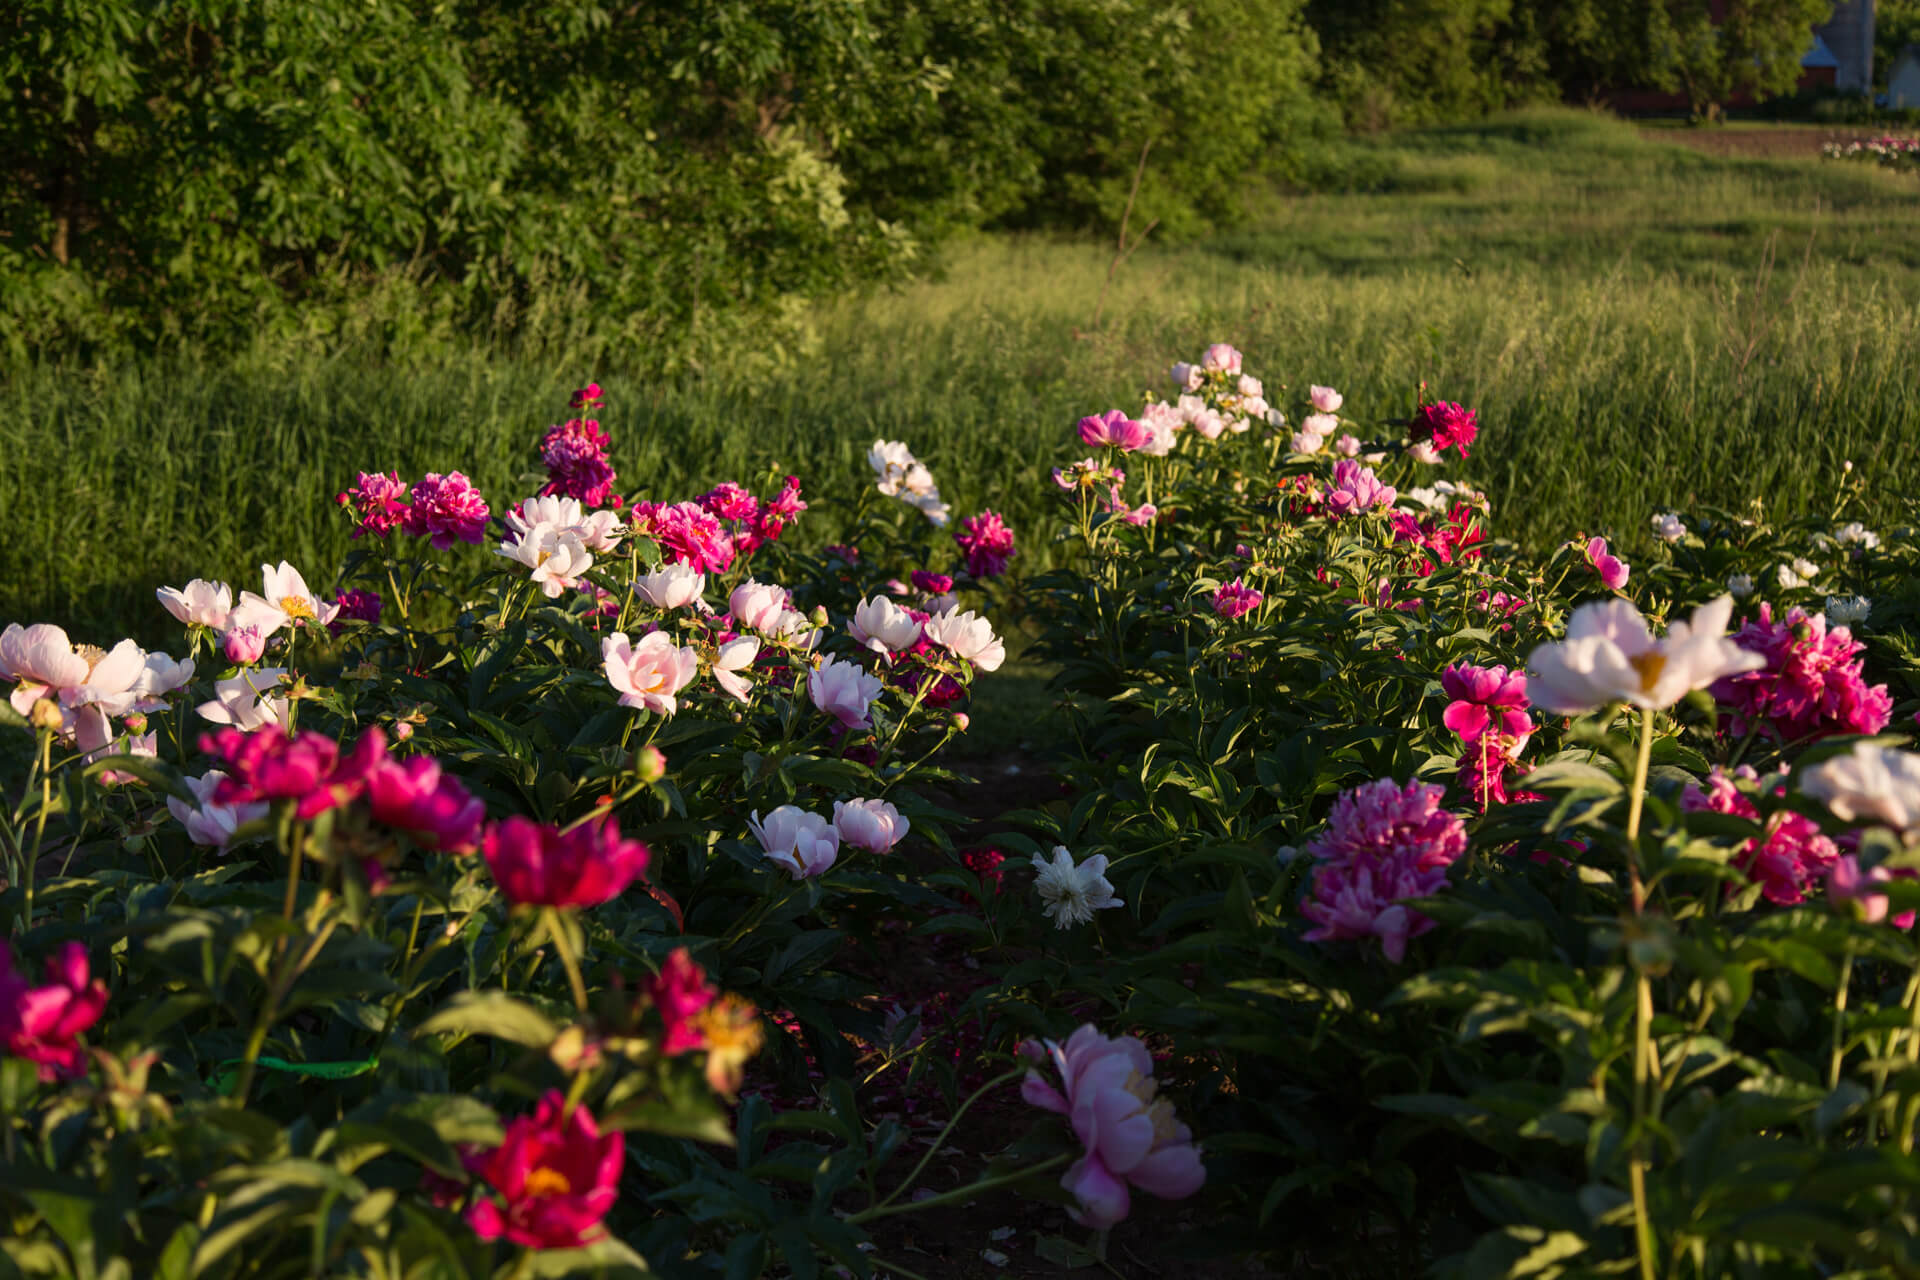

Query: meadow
[5,108,1919,648]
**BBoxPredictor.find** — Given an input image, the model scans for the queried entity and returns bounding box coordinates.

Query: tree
[1651,0,1837,117]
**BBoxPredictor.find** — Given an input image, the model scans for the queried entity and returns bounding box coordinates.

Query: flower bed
[5,357,1920,1277]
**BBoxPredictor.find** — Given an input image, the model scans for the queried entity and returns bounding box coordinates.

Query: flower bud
[952,711,970,732]
[29,698,64,731]
[634,744,667,785]
[123,711,149,735]
[392,720,414,742]
[222,625,266,665]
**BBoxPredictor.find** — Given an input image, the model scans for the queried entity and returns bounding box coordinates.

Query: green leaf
[415,991,560,1049]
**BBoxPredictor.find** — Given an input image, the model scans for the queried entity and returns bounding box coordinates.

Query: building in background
[1816,0,1877,93]
[1891,44,1920,106]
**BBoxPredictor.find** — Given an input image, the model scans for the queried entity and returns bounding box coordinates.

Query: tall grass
[5,108,1917,644]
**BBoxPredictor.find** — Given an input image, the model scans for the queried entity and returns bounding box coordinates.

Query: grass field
[6,108,1919,648]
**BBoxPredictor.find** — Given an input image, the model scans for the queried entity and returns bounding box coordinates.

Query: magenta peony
[1712,603,1892,743]
[0,941,109,1081]
[465,1091,624,1250]
[955,509,1016,578]
[1410,401,1478,457]
[1300,778,1466,963]
[481,814,650,909]
[402,472,490,549]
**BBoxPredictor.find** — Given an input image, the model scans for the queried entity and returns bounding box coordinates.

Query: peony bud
[634,744,667,785]
[392,721,414,742]
[223,626,266,665]
[123,711,149,735]
[952,711,970,732]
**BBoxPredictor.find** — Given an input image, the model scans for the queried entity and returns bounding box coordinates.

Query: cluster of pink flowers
[1301,778,1467,963]
[336,471,411,539]
[1683,766,1840,906]
[1441,664,1533,808]
[1409,400,1478,457]
[539,385,618,507]
[1582,536,1630,592]
[482,814,651,909]
[400,473,492,549]
[1020,1024,1206,1229]
[201,725,484,853]
[1323,459,1396,518]
[1390,504,1485,576]
[1712,603,1892,743]
[954,509,1016,578]
[629,500,736,574]
[697,476,807,558]
[1212,579,1263,620]
[0,941,109,1081]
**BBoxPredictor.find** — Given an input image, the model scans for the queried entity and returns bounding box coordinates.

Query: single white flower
[923,607,1005,673]
[507,494,624,553]
[1525,595,1764,714]
[195,668,290,730]
[498,524,594,598]
[1651,512,1686,542]
[1833,522,1881,550]
[749,806,840,878]
[157,579,233,630]
[868,440,936,498]
[1290,430,1325,455]
[1407,442,1443,465]
[634,561,706,610]
[130,652,196,712]
[908,491,952,527]
[1030,846,1123,929]
[232,561,340,634]
[850,596,923,655]
[1401,486,1444,512]
[1825,595,1872,628]
[1776,563,1809,590]
[1727,573,1755,599]
[0,624,148,720]
[1302,412,1340,437]
[1800,742,1920,843]
[710,635,761,703]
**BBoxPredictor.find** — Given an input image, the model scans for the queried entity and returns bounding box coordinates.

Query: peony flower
[809,657,884,730]
[850,596,923,656]
[729,581,790,634]
[1300,778,1466,963]
[1334,433,1362,457]
[1828,856,1893,924]
[1407,442,1443,465]
[1583,536,1630,592]
[231,561,341,634]
[1833,522,1881,550]
[1324,459,1396,517]
[1526,595,1763,714]
[748,806,840,878]
[602,632,700,716]
[1309,385,1344,413]
[1030,846,1123,928]
[497,524,594,598]
[832,798,910,853]
[1170,362,1203,392]
[1078,410,1150,453]
[911,570,953,595]
[403,472,491,549]
[465,1092,623,1250]
[710,635,761,703]
[923,606,1005,672]
[1136,402,1181,457]
[202,724,387,820]
[1019,1024,1206,1230]
[908,491,952,527]
[1181,397,1226,440]
[365,755,485,853]
[1289,430,1324,455]
[508,494,624,553]
[1410,401,1478,457]
[195,668,289,731]
[629,500,735,574]
[1712,604,1890,743]
[157,579,233,630]
[1,625,147,721]
[955,509,1016,578]
[336,471,411,540]
[1651,512,1686,542]
[0,941,110,1082]
[223,626,266,666]
[1440,664,1531,744]
[694,995,764,1096]
[1302,412,1340,437]
[329,589,383,634]
[648,949,717,1056]
[1683,766,1838,905]
[1211,579,1263,621]
[1728,573,1755,599]
[633,562,706,610]
[539,418,618,508]
[1201,343,1242,375]
[1800,742,1920,844]
[482,814,649,908]
[1826,595,1872,628]
[167,769,268,848]
[868,440,936,498]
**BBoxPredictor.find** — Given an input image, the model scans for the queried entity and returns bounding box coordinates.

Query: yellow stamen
[524,1167,572,1197]
[1627,650,1666,692]
[75,644,107,674]
[280,595,316,621]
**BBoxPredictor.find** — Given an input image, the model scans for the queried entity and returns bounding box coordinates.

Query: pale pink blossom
[223,626,266,666]
[1289,430,1324,455]
[729,581,789,634]
[1799,742,1920,843]
[1309,385,1344,413]
[157,579,233,630]
[1407,442,1443,465]
[809,657,883,729]
[507,494,624,553]
[195,668,290,731]
[923,607,1005,673]
[1201,343,1242,375]
[602,632,700,715]
[633,562,706,610]
[497,525,594,598]
[167,770,269,847]
[1170,362,1203,392]
[231,561,340,635]
[1334,433,1362,457]
[833,798,910,853]
[1302,412,1339,437]
[1525,595,1763,714]
[748,806,839,878]
[1,625,147,720]
[710,636,761,703]
[850,596,922,655]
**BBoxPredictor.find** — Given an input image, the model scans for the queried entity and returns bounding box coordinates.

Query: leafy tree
[1649,0,1837,116]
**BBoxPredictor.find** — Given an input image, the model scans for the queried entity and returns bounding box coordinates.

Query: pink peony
[1300,778,1466,962]
[1827,856,1911,927]
[648,948,717,1056]
[465,1092,624,1250]
[402,472,491,549]
[1711,603,1892,744]
[336,471,411,539]
[1212,579,1263,621]
[1309,385,1344,413]
[1583,536,1630,592]
[365,754,485,854]
[699,481,760,524]
[569,383,605,411]
[1682,766,1839,906]
[810,657,884,730]
[1201,343,1242,375]
[832,797,910,853]
[222,625,266,666]
[1019,1025,1206,1230]
[203,725,387,820]
[911,570,954,595]
[482,814,649,909]
[1323,459,1396,518]
[955,509,1016,579]
[0,941,110,1081]
[629,500,735,574]
[539,417,618,507]
[329,589,382,634]
[1410,401,1478,457]
[602,631,701,716]
[1440,663,1531,744]
[1077,410,1150,453]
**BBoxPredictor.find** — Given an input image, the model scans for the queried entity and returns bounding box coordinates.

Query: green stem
[1625,703,1657,1280]
[1829,949,1855,1090]
[543,907,591,1013]
[282,823,308,921]
[867,1067,1027,1215]
[232,908,339,1106]
[850,1152,1070,1225]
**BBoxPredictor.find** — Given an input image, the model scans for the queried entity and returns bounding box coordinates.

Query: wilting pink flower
[1078,410,1150,453]
[403,472,490,549]
[1582,537,1630,592]
[648,949,717,1056]
[1324,459,1396,517]
[1212,580,1263,621]
[482,814,649,908]
[157,579,234,630]
[748,806,840,878]
[539,417,618,508]
[222,626,266,666]
[1309,385,1343,413]
[1683,766,1838,906]
[1440,664,1531,744]
[1019,1024,1206,1230]
[203,725,387,820]
[810,657,884,730]
[336,471,411,539]
[602,632,700,716]
[366,755,485,853]
[1201,343,1242,375]
[1527,596,1761,714]
[1410,401,1478,457]
[630,500,735,574]
[1301,778,1466,962]
[1712,603,1892,744]
[833,798,910,853]
[0,942,110,1081]
[956,509,1016,578]
[465,1091,623,1250]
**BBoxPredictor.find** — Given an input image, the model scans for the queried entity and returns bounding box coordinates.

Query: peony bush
[6,354,1920,1276]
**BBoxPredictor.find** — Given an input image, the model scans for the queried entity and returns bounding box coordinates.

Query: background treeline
[0,0,1867,367]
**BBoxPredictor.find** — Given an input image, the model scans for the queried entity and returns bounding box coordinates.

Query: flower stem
[850,1152,1070,1225]
[281,822,308,921]
[864,1066,1027,1215]
[543,907,591,1013]
[1829,948,1855,1090]
[1625,703,1657,1280]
